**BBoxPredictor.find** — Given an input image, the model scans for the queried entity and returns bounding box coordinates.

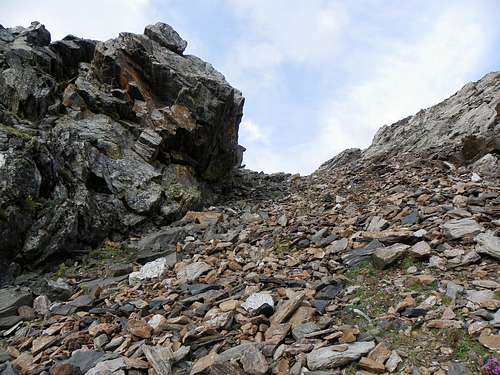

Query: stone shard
[442,218,484,240]
[133,128,163,162]
[385,350,402,373]
[306,341,375,370]
[176,262,212,282]
[408,241,431,258]
[475,231,500,260]
[142,345,174,375]
[216,343,268,375]
[271,291,305,324]
[372,243,410,269]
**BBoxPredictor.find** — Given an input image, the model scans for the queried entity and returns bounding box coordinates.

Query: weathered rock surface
[306,341,375,370]
[0,21,244,267]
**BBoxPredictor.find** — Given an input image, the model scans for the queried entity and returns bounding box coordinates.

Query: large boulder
[0,21,245,266]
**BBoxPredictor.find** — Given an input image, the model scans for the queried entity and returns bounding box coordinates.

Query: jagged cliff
[0,22,244,266]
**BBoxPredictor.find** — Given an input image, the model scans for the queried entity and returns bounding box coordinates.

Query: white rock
[475,231,500,260]
[176,261,212,281]
[148,314,168,332]
[0,153,5,168]
[33,295,51,315]
[241,292,274,312]
[129,257,169,284]
[385,350,402,372]
[414,229,427,238]
[306,341,375,370]
[471,172,482,182]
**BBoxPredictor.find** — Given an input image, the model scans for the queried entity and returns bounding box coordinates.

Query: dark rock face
[0,21,244,267]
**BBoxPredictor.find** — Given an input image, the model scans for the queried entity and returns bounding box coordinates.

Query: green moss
[273,239,290,253]
[455,333,489,361]
[0,208,6,223]
[0,123,33,141]
[23,194,41,211]
[89,241,132,261]
[53,263,66,279]
[410,279,438,293]
[442,296,453,305]
[343,261,376,280]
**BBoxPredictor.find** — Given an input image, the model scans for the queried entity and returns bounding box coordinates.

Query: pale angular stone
[385,350,402,372]
[475,231,500,260]
[176,262,212,282]
[306,341,375,370]
[408,241,431,258]
[129,257,169,284]
[241,292,274,312]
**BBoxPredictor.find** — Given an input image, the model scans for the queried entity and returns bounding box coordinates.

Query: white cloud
[239,3,492,175]
[0,0,156,41]
[240,119,269,144]
[221,0,346,95]
[225,0,346,65]
[306,5,489,171]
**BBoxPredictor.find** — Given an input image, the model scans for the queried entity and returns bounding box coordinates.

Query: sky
[1,1,499,174]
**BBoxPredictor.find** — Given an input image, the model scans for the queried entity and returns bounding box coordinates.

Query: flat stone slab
[307,341,375,370]
[0,287,32,318]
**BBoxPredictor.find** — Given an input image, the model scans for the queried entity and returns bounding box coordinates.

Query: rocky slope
[0,22,244,268]
[0,22,499,375]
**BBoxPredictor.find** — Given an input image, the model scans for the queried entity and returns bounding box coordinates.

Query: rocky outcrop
[0,22,244,266]
[319,72,500,173]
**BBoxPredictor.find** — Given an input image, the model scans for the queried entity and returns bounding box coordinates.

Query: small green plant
[344,261,376,280]
[53,263,66,279]
[273,240,290,253]
[410,279,438,293]
[344,364,357,375]
[442,295,453,305]
[0,123,33,141]
[23,195,42,211]
[456,334,488,361]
